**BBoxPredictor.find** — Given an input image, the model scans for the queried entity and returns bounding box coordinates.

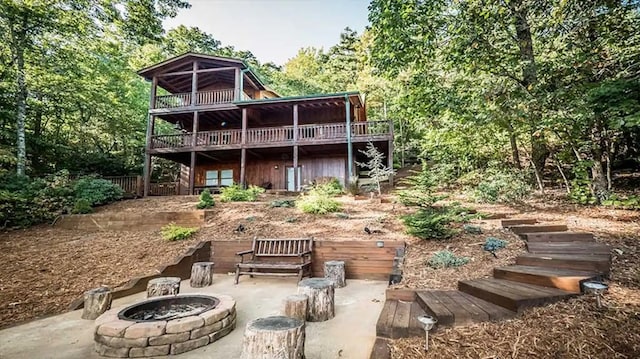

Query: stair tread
[501,218,538,227]
[495,265,599,277]
[518,253,610,261]
[376,300,426,339]
[509,224,568,234]
[459,278,574,299]
[416,291,454,326]
[417,290,511,327]
[457,291,516,320]
[527,241,610,255]
[522,232,594,242]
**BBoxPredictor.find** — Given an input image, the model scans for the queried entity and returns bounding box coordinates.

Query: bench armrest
[298,250,312,257]
[237,250,254,256]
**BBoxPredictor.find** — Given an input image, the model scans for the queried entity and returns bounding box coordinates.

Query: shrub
[428,250,470,269]
[74,177,123,206]
[402,207,456,240]
[313,177,343,196]
[161,223,198,241]
[601,194,640,209]
[473,169,531,203]
[296,192,342,214]
[270,199,295,208]
[196,189,215,209]
[483,237,507,252]
[219,184,265,202]
[72,198,93,214]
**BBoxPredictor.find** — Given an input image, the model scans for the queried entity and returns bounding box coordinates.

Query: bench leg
[297,268,304,282]
[234,266,240,285]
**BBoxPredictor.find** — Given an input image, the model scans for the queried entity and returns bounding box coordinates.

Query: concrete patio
[0,275,387,359]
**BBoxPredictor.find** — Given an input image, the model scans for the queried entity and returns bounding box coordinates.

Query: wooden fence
[210,239,403,281]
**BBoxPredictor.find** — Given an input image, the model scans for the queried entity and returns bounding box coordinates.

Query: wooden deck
[149,120,392,153]
[372,217,612,346]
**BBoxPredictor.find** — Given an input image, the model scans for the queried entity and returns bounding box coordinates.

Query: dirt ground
[0,194,410,329]
[390,190,640,359]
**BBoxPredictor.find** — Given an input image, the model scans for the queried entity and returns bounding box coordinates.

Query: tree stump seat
[240,316,305,359]
[324,260,346,288]
[298,277,335,322]
[283,294,308,321]
[147,277,181,298]
[82,286,112,320]
[190,261,215,288]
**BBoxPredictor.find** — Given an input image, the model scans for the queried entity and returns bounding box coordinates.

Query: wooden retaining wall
[69,241,211,310]
[55,210,214,231]
[211,240,404,281]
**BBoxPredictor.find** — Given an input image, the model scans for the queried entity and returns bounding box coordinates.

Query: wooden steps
[493,265,600,292]
[516,253,611,273]
[526,241,610,255]
[501,218,537,227]
[509,224,568,235]
[375,300,427,338]
[369,337,391,359]
[521,232,594,242]
[458,278,576,312]
[416,290,515,327]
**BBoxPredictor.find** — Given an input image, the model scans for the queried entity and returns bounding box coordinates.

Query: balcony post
[234,68,241,101]
[150,76,157,109]
[188,111,199,195]
[293,104,299,191]
[345,96,353,179]
[191,61,198,106]
[240,108,247,187]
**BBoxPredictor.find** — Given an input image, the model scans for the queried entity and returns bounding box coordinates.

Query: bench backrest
[253,237,314,257]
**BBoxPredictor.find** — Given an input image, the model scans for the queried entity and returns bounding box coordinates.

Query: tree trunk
[82,287,112,320]
[297,278,335,322]
[240,316,305,359]
[190,261,214,288]
[283,294,308,321]
[507,122,521,169]
[323,260,346,288]
[13,17,28,176]
[147,277,181,298]
[590,118,609,201]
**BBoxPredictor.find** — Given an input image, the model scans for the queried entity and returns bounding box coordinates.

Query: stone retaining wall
[94,294,236,357]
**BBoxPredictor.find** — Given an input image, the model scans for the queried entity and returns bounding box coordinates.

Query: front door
[286,167,301,191]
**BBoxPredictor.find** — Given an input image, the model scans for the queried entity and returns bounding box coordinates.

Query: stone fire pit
[94,294,236,358]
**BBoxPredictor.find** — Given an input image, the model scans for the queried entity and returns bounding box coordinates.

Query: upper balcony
[149,120,392,153]
[154,89,237,109]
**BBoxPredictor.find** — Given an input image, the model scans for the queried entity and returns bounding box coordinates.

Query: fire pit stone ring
[94,293,236,357]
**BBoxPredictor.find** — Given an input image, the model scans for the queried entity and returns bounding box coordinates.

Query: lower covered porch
[146,141,391,195]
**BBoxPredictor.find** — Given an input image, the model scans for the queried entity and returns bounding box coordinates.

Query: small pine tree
[196,189,215,209]
[356,142,395,195]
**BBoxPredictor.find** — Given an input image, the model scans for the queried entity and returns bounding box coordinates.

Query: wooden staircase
[374,218,612,346]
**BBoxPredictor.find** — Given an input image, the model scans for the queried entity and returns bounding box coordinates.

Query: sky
[163,0,371,66]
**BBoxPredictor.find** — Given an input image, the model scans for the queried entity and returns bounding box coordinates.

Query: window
[205,170,219,186]
[220,170,233,186]
[204,169,234,186]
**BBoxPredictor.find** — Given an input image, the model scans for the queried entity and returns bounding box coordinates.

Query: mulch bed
[391,192,640,358]
[0,194,410,329]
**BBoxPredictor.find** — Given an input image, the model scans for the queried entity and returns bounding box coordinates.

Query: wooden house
[138,53,393,195]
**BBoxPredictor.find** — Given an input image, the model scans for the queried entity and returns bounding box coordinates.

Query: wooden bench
[235,237,314,284]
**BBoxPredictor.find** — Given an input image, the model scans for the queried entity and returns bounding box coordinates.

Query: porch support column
[189,111,199,195]
[143,77,158,197]
[234,68,241,101]
[191,61,198,106]
[240,108,247,187]
[388,120,394,187]
[345,96,353,180]
[293,104,299,191]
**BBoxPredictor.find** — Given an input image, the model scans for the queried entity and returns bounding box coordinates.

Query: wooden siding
[210,240,401,281]
[192,156,346,189]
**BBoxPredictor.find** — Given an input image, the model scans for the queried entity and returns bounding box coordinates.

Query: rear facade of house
[138,53,393,195]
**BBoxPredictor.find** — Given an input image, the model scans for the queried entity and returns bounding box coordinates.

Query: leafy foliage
[296,191,342,214]
[161,223,198,242]
[72,198,93,214]
[483,238,507,252]
[473,170,531,204]
[73,177,124,206]
[428,251,470,269]
[270,199,295,208]
[196,189,215,209]
[402,207,455,240]
[219,184,265,202]
[601,194,640,210]
[310,178,343,197]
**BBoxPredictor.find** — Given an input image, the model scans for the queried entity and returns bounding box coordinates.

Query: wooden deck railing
[149,121,392,150]
[149,182,179,196]
[196,89,235,105]
[103,176,142,197]
[154,89,236,109]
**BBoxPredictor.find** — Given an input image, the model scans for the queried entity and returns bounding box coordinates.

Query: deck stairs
[374,217,611,349]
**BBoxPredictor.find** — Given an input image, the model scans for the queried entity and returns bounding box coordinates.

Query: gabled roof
[137,52,266,91]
